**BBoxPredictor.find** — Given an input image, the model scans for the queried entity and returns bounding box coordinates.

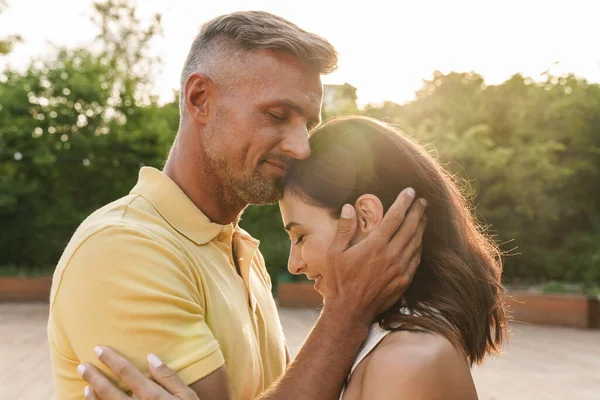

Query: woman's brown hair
[283,115,507,364]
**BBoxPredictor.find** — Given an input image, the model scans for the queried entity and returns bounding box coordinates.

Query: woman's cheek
[312,239,329,273]
[300,240,314,269]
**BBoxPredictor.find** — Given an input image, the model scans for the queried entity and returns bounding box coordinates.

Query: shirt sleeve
[51,224,225,392]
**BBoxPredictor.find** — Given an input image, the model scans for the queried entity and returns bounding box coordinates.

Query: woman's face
[279,191,338,296]
[279,189,382,297]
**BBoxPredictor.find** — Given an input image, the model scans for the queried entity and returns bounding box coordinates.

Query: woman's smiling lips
[307,274,322,290]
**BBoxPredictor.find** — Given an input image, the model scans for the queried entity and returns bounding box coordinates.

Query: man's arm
[259,307,369,399]
[188,366,234,400]
[81,354,232,400]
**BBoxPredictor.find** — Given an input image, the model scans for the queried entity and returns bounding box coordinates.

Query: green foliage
[360,71,600,285]
[238,204,310,288]
[0,2,598,287]
[322,83,359,120]
[0,0,175,271]
[0,0,22,55]
[239,204,296,288]
[0,264,53,277]
[541,281,570,294]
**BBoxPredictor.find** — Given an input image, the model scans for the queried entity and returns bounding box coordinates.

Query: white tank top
[339,323,391,400]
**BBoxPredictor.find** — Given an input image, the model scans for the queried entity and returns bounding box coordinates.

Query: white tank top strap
[339,323,391,400]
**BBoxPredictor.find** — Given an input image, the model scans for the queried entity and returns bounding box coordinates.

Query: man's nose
[280,126,311,160]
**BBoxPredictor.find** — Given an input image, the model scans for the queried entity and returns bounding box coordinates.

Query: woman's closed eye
[294,234,305,245]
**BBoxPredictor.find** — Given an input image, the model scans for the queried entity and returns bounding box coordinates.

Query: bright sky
[1,0,599,106]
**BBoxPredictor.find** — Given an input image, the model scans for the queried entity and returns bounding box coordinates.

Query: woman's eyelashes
[290,228,310,246]
[294,234,305,245]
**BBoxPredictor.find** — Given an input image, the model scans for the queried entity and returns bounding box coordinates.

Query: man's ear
[354,194,384,235]
[183,72,216,124]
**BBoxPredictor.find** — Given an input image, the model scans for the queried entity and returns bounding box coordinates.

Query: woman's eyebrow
[284,221,300,231]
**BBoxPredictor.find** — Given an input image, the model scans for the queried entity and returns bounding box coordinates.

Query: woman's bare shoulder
[359,330,478,400]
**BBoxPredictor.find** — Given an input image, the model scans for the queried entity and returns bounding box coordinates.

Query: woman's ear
[354,194,384,235]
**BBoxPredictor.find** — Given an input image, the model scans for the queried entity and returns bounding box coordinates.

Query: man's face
[203,50,323,205]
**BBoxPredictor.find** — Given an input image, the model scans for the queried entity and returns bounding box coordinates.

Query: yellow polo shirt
[48,167,287,400]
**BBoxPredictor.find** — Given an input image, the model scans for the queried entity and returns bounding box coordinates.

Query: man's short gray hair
[179,11,338,111]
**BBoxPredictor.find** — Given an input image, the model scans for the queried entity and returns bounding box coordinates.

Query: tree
[0,0,22,55]
[362,71,600,285]
[322,83,359,120]
[2,1,598,286]
[0,0,172,270]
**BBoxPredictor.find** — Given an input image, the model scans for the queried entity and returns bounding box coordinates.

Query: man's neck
[163,137,246,225]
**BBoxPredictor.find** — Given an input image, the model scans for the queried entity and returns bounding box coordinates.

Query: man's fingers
[377,243,423,314]
[329,204,357,256]
[405,245,422,284]
[94,346,150,395]
[389,197,427,251]
[407,246,423,282]
[78,363,129,400]
[147,353,194,398]
[373,188,416,242]
[403,214,427,257]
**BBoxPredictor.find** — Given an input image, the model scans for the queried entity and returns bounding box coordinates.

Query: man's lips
[264,160,289,172]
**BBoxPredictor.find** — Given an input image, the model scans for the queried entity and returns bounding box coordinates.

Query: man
[48,11,427,400]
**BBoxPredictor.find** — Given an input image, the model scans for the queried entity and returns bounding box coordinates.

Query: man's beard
[205,151,283,205]
[230,164,283,205]
[202,107,287,205]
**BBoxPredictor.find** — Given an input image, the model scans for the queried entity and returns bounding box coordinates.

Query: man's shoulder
[49,196,199,309]
[52,194,190,288]
[69,193,137,237]
[66,193,180,252]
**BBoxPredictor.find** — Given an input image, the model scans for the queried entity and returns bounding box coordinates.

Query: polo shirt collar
[130,167,224,245]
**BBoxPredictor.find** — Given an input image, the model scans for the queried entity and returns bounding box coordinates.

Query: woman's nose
[287,249,306,275]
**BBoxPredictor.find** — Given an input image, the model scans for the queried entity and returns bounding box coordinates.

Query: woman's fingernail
[147,353,163,368]
[406,188,415,198]
[419,198,427,206]
[341,204,353,218]
[94,346,103,357]
[84,386,90,397]
[77,364,86,377]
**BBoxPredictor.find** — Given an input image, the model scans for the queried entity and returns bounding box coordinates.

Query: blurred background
[0,0,599,399]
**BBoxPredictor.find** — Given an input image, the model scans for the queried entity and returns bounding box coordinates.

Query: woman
[83,115,507,399]
[279,115,506,398]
